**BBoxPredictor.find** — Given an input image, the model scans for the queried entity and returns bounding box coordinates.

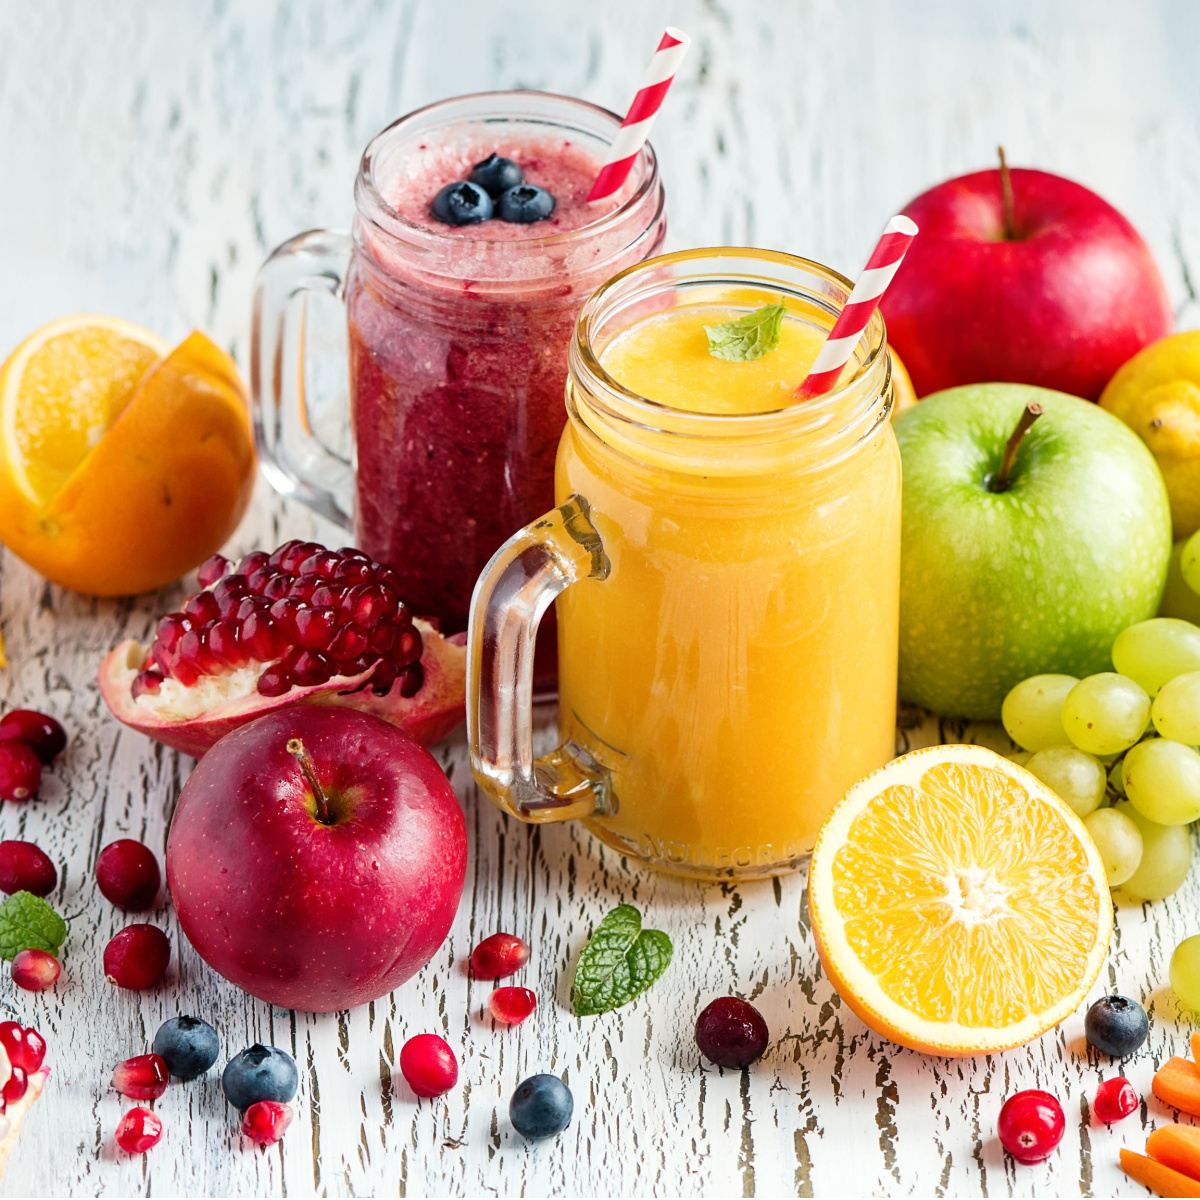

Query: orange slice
[808,744,1112,1055]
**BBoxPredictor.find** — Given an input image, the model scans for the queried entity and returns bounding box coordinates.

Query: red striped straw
[795,215,919,401]
[587,27,691,202]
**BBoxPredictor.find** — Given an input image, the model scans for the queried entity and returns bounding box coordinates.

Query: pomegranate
[98,541,466,757]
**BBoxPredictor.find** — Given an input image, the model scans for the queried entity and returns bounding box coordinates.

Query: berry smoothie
[345,98,666,663]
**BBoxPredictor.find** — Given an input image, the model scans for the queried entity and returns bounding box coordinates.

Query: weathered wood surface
[1,0,1199,1194]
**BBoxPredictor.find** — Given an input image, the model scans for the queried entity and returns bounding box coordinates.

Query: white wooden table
[2,1,1200,1194]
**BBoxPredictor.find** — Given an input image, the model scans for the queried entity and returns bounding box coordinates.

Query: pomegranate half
[98,541,465,756]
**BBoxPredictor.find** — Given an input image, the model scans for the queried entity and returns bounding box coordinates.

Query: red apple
[166,707,466,1012]
[881,163,1172,400]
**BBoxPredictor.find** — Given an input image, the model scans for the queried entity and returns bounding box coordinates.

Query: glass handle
[250,229,355,530]
[468,494,612,824]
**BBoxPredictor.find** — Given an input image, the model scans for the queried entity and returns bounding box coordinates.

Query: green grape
[1115,800,1193,901]
[1161,538,1200,623]
[1025,746,1107,818]
[1008,750,1032,766]
[1109,757,1126,796]
[1171,935,1200,1012]
[1001,674,1079,752]
[1152,670,1200,744]
[1111,617,1200,697]
[1124,738,1200,825]
[1182,530,1200,596]
[1083,807,1143,887]
[1061,673,1151,756]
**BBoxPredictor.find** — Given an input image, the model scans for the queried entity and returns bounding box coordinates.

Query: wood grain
[1,0,1199,1194]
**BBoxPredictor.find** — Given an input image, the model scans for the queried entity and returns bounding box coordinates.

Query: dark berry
[115,1106,163,1153]
[0,840,56,896]
[470,932,530,979]
[468,153,524,198]
[104,924,171,989]
[430,181,493,226]
[0,710,66,763]
[399,1034,458,1098]
[509,1073,573,1140]
[222,1044,298,1109]
[153,1015,220,1080]
[496,184,555,224]
[695,997,770,1068]
[242,1100,293,1145]
[95,839,161,911]
[1084,994,1148,1058]
[997,1089,1065,1164]
[0,741,41,802]
[1093,1076,1139,1124]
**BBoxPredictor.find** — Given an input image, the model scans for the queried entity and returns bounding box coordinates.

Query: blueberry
[430,181,493,226]
[509,1073,573,1140]
[153,1015,220,1081]
[496,184,556,224]
[1085,994,1148,1057]
[222,1044,299,1110]
[468,153,524,198]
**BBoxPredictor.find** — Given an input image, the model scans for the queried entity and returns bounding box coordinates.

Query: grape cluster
[1002,616,1200,900]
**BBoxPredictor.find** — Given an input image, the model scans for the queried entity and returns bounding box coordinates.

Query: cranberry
[1093,1076,1138,1124]
[115,1106,163,1154]
[0,710,66,764]
[113,1053,169,1100]
[242,1100,294,1145]
[998,1089,1066,1164]
[2,1067,27,1105]
[0,840,56,896]
[695,997,770,1068]
[96,839,161,911]
[488,987,537,1025]
[471,933,530,980]
[0,741,41,802]
[197,554,231,588]
[399,1034,458,1098]
[11,949,60,992]
[104,924,171,989]
[0,1021,46,1072]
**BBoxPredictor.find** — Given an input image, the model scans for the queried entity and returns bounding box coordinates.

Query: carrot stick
[1148,1125,1200,1183]
[1121,1149,1200,1198]
[1155,1059,1200,1118]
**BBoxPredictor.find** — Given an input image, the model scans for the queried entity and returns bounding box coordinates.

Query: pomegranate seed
[310,584,347,610]
[256,667,292,698]
[0,742,41,801]
[393,626,422,668]
[177,629,218,675]
[333,559,372,584]
[262,573,293,601]
[113,1053,169,1100]
[237,550,271,577]
[371,661,397,696]
[2,1068,27,1105]
[268,597,305,635]
[156,613,191,650]
[471,933,530,980]
[241,612,285,661]
[368,620,397,654]
[0,1022,46,1072]
[267,539,303,568]
[299,550,340,578]
[104,925,171,989]
[998,1089,1065,1164]
[0,840,56,896]
[1093,1077,1138,1123]
[242,1100,293,1145]
[197,554,231,588]
[281,542,323,574]
[285,649,332,687]
[345,583,398,629]
[11,949,61,992]
[488,987,537,1025]
[399,663,424,698]
[116,1106,163,1154]
[328,624,369,662]
[96,840,161,911]
[212,574,250,615]
[208,619,247,668]
[0,710,66,764]
[132,669,164,698]
[288,577,318,602]
[294,607,338,649]
[399,1034,458,1098]
[184,590,220,625]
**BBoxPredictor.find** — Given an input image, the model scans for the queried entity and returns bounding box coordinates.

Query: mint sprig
[0,891,66,960]
[572,904,673,1016]
[704,302,786,362]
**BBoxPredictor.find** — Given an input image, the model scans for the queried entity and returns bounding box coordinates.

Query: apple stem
[990,402,1044,493]
[997,145,1016,240]
[287,738,332,824]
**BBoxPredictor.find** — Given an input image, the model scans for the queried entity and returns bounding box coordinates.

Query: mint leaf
[572,904,673,1016]
[704,302,786,362]
[0,891,66,960]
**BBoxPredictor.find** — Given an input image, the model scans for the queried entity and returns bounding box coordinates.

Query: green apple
[895,384,1172,719]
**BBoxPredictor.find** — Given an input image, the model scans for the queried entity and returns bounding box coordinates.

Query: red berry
[113,1053,169,1100]
[95,840,161,911]
[0,710,66,764]
[104,925,171,989]
[998,1089,1065,1164]
[11,949,60,992]
[0,1021,46,1072]
[471,933,530,980]
[2,1067,27,1105]
[1093,1076,1138,1124]
[242,1100,294,1145]
[0,840,56,896]
[0,742,41,802]
[398,1034,458,1098]
[488,986,537,1026]
[695,997,770,1068]
[115,1106,163,1153]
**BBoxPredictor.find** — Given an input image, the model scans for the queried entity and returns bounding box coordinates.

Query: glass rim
[355,89,662,252]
